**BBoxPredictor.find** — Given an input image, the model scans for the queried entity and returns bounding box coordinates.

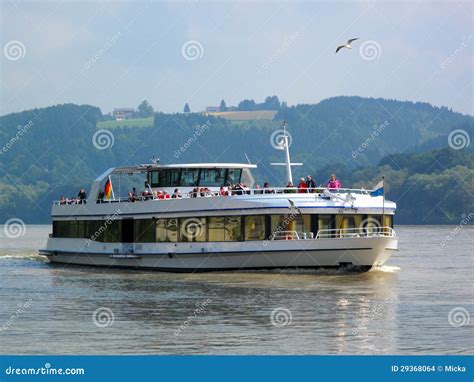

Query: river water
[0,225,472,354]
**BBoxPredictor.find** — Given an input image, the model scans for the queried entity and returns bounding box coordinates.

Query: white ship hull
[41,236,398,272]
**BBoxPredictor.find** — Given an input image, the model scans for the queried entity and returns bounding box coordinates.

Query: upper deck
[52,184,396,219]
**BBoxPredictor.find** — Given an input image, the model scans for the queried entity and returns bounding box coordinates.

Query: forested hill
[0,97,472,223]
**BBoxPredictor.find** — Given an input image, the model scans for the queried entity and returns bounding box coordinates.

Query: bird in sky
[335,38,359,54]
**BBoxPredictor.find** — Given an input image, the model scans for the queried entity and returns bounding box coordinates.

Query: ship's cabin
[146,163,256,192]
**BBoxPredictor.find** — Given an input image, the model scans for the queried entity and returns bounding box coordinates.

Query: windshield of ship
[149,168,242,188]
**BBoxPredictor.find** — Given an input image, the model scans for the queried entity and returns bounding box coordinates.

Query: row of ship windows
[52,214,393,243]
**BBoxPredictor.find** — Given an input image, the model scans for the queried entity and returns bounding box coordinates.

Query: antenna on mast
[270,120,302,184]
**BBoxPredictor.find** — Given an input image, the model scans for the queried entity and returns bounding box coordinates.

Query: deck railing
[316,227,396,239]
[53,186,373,206]
[270,231,315,240]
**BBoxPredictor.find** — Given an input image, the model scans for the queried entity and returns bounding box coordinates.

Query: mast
[271,121,302,185]
[382,175,385,232]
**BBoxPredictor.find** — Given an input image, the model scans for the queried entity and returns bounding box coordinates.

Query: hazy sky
[1,0,473,116]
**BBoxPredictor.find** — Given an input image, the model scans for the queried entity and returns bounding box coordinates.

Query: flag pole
[109,176,115,200]
[382,176,385,233]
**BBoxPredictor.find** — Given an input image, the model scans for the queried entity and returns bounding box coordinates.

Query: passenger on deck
[142,182,154,200]
[60,196,67,205]
[297,178,307,193]
[284,181,296,193]
[144,181,153,193]
[189,187,199,198]
[172,189,182,198]
[78,189,87,204]
[263,182,274,194]
[232,183,244,195]
[305,175,316,193]
[97,191,105,203]
[326,174,342,191]
[128,187,138,202]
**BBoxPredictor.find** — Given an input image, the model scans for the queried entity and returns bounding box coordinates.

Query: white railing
[316,227,396,239]
[270,231,315,240]
[52,186,373,205]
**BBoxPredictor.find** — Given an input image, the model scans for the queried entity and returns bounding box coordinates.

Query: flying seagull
[335,38,359,54]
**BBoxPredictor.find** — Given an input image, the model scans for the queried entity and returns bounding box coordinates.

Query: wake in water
[0,253,45,261]
[370,265,401,273]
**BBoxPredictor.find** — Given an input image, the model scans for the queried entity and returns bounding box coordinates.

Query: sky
[1,0,473,116]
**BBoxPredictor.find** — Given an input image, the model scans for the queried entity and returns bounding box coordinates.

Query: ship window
[179,217,206,242]
[225,216,242,241]
[150,169,181,187]
[317,215,335,238]
[77,220,85,238]
[227,169,242,185]
[336,215,357,230]
[383,215,393,229]
[104,219,121,242]
[244,215,265,241]
[151,171,159,186]
[206,216,242,242]
[52,221,59,237]
[270,214,311,239]
[134,219,155,243]
[71,221,78,238]
[85,220,103,242]
[94,221,106,242]
[180,169,200,187]
[199,169,227,187]
[155,218,178,242]
[53,220,69,238]
[208,217,225,241]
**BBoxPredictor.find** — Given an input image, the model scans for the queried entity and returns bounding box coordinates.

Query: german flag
[104,176,113,200]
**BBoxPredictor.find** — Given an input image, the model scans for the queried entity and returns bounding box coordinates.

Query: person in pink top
[326,174,342,191]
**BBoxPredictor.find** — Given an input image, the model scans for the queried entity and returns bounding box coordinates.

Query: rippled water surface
[0,225,472,354]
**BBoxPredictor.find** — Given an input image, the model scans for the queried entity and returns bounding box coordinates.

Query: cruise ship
[40,124,398,272]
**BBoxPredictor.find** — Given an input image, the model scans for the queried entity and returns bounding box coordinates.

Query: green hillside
[0,97,472,223]
[97,116,154,129]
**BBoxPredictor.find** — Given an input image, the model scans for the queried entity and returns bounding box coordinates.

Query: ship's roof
[110,163,257,174]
